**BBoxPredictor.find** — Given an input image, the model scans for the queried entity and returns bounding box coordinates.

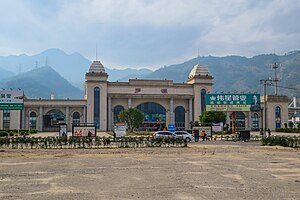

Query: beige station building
[0,60,290,132]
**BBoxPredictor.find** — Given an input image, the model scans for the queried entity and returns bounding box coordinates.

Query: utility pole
[260,78,272,137]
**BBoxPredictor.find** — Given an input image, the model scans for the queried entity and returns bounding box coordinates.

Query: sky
[0,0,300,69]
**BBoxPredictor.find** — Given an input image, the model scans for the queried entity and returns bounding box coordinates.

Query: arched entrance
[44,109,65,131]
[175,106,185,130]
[137,102,166,131]
[230,112,246,130]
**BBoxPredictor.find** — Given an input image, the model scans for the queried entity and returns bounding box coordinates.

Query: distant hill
[0,49,153,89]
[1,49,299,99]
[144,51,300,98]
[0,67,15,80]
[0,66,83,99]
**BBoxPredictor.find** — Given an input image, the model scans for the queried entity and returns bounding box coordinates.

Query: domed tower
[85,60,108,131]
[187,64,213,121]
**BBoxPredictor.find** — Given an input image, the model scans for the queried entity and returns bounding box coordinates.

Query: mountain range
[0,49,299,99]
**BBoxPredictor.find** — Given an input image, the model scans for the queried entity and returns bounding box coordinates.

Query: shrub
[261,136,300,148]
[275,128,300,133]
[0,131,9,137]
[29,129,38,134]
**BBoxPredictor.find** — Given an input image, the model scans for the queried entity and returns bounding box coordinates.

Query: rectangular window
[3,110,10,129]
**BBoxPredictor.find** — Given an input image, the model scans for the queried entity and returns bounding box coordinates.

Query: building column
[128,98,132,109]
[108,97,112,131]
[245,112,249,130]
[226,112,230,127]
[83,106,86,123]
[66,107,69,131]
[189,98,193,123]
[21,108,25,129]
[39,106,43,132]
[248,112,252,130]
[170,97,174,124]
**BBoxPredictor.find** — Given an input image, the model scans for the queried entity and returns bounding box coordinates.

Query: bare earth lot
[0,142,300,200]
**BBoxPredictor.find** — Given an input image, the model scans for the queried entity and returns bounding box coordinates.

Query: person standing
[201,131,205,141]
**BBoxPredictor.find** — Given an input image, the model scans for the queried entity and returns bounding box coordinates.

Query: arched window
[201,89,206,113]
[252,113,259,130]
[3,110,10,129]
[113,105,124,122]
[29,112,37,129]
[137,102,166,131]
[94,87,100,128]
[175,106,185,130]
[230,111,246,130]
[72,112,80,125]
[275,106,281,128]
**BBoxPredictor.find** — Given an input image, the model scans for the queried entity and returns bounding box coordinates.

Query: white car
[174,131,195,142]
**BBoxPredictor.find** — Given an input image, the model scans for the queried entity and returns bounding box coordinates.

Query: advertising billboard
[0,90,24,110]
[206,94,260,112]
[73,126,96,137]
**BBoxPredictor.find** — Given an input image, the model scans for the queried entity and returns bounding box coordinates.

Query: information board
[114,123,127,137]
[0,90,24,110]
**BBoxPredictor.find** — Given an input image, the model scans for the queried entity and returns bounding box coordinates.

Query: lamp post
[28,111,31,134]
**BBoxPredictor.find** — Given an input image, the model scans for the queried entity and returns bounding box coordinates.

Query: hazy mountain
[1,49,299,99]
[0,49,153,89]
[0,67,15,80]
[105,68,152,81]
[144,51,300,98]
[0,66,83,99]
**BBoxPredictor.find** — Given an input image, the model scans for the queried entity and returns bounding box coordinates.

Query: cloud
[0,0,299,68]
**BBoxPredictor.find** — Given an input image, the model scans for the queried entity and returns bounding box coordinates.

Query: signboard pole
[18,110,20,135]
[232,111,236,134]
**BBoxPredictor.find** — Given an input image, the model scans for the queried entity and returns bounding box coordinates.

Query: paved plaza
[0,142,299,200]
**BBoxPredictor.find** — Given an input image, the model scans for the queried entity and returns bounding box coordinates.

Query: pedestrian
[267,128,271,137]
[201,131,205,141]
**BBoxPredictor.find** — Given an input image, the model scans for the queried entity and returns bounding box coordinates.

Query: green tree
[118,108,144,132]
[199,111,226,125]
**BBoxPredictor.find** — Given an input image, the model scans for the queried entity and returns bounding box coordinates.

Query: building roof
[188,64,211,79]
[88,61,106,73]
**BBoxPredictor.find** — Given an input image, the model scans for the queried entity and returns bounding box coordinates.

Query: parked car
[153,131,175,138]
[174,131,195,142]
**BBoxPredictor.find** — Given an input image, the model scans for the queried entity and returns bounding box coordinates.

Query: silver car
[153,131,175,138]
[174,131,195,142]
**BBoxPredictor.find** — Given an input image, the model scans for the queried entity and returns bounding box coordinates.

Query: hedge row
[0,129,38,137]
[275,128,300,133]
[261,136,300,148]
[0,136,187,149]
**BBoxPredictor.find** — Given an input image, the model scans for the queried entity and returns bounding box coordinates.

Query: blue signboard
[168,124,176,132]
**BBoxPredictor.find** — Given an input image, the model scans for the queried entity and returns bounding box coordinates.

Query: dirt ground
[0,142,300,200]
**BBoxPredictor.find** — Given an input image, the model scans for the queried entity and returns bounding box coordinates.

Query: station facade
[0,60,289,132]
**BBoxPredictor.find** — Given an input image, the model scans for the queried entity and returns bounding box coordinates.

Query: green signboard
[206,94,260,112]
[0,91,24,110]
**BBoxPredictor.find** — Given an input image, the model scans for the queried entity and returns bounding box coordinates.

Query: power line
[269,84,300,91]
